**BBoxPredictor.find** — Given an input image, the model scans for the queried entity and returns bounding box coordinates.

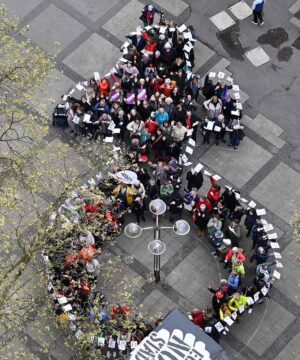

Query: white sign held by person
[130,328,211,360]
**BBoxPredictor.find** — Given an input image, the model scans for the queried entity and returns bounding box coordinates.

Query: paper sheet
[273,252,282,259]
[234,93,240,100]
[75,330,84,339]
[83,114,92,123]
[113,128,121,134]
[226,76,233,83]
[212,174,221,181]
[268,233,278,240]
[94,72,100,81]
[231,312,237,320]
[232,84,240,92]
[214,125,221,132]
[178,24,187,33]
[248,201,256,208]
[263,224,274,232]
[58,297,68,305]
[187,129,193,137]
[256,208,266,216]
[236,102,243,110]
[76,83,84,91]
[206,121,214,131]
[215,322,224,332]
[188,138,196,146]
[209,72,216,78]
[218,71,225,79]
[223,316,234,326]
[194,163,204,172]
[182,154,188,163]
[254,292,260,302]
[183,32,193,40]
[276,261,283,268]
[183,44,193,53]
[104,137,114,143]
[231,110,240,116]
[261,286,269,296]
[63,304,72,312]
[186,146,194,155]
[204,170,211,176]
[273,270,281,279]
[239,305,245,314]
[270,242,280,249]
[183,161,193,167]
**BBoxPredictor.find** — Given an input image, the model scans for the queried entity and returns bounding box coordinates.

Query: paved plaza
[1,0,300,359]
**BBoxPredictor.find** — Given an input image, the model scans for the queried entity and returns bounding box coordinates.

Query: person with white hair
[139,4,161,27]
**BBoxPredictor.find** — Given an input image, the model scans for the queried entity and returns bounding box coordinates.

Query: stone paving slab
[31,69,74,117]
[229,299,295,356]
[166,244,221,308]
[102,0,144,42]
[209,11,236,31]
[193,40,216,72]
[26,4,87,55]
[245,46,270,67]
[65,0,121,21]
[243,114,285,149]
[153,0,189,17]
[200,137,272,188]
[274,332,300,360]
[289,0,300,14]
[275,240,300,304]
[63,33,120,79]
[290,16,300,27]
[1,0,43,18]
[0,338,40,360]
[228,1,253,21]
[250,162,300,223]
[141,289,177,317]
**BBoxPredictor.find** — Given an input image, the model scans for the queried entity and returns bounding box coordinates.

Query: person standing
[251,0,265,26]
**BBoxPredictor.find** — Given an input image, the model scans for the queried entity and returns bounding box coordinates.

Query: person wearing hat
[139,4,161,27]
[193,203,209,237]
[211,291,226,315]
[190,308,206,329]
[133,179,146,199]
[209,230,224,255]
[224,246,246,268]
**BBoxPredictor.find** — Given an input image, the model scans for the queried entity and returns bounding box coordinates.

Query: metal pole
[153,215,161,282]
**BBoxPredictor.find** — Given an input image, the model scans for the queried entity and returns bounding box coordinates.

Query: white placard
[270,242,280,249]
[273,252,282,259]
[232,84,240,92]
[239,305,245,314]
[214,125,221,132]
[187,129,193,137]
[194,163,204,172]
[256,208,266,216]
[263,224,274,232]
[183,161,193,167]
[231,312,237,320]
[209,72,216,78]
[261,286,269,296]
[113,128,121,134]
[183,44,193,53]
[218,71,225,79]
[231,110,240,116]
[206,121,214,131]
[178,24,187,33]
[204,170,211,176]
[248,201,256,208]
[76,83,84,91]
[240,198,248,203]
[104,137,114,143]
[58,297,68,305]
[83,114,92,123]
[234,93,240,99]
[94,72,100,81]
[276,261,283,268]
[182,154,188,163]
[183,32,193,40]
[236,102,243,110]
[223,316,234,326]
[215,322,224,332]
[253,292,260,302]
[118,340,127,351]
[63,304,72,312]
[186,146,194,155]
[226,76,233,83]
[75,330,84,339]
[212,174,221,181]
[188,138,196,146]
[273,270,281,279]
[268,233,278,240]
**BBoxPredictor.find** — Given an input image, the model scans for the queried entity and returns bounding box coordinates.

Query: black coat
[186,170,203,190]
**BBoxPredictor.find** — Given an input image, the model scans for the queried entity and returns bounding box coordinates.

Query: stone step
[242,114,286,149]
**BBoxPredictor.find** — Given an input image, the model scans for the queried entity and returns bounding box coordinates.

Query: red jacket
[145,120,158,133]
[191,311,205,329]
[207,176,220,203]
[225,249,246,263]
[195,198,212,213]
[99,78,110,97]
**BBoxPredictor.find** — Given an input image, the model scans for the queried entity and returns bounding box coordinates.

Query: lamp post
[124,199,190,282]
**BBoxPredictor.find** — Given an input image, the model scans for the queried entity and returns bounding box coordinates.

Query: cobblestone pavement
[2,0,300,359]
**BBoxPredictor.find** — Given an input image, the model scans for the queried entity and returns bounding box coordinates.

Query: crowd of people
[47,4,282,356]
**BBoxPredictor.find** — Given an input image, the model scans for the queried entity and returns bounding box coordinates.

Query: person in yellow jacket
[228,292,249,312]
[219,303,232,321]
[232,258,245,278]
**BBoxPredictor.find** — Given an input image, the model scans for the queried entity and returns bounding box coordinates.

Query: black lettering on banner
[185,348,205,360]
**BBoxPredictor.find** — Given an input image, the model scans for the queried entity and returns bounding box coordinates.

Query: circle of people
[47,3,283,354]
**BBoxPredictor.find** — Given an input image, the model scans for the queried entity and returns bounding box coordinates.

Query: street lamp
[124,198,190,282]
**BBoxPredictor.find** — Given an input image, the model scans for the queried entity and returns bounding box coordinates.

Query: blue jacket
[252,0,265,12]
[228,274,239,289]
